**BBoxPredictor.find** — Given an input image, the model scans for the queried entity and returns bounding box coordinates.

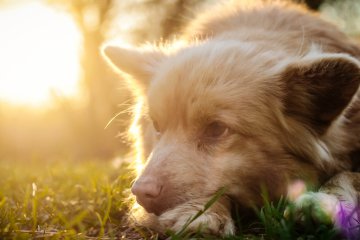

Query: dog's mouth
[137,199,166,216]
[137,189,230,216]
[135,196,178,216]
[136,192,192,216]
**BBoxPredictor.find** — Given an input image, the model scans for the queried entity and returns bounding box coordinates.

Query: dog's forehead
[147,42,276,125]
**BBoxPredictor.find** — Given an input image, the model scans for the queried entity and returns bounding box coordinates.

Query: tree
[47,0,130,158]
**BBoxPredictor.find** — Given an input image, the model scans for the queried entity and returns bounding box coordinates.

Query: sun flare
[129,96,145,175]
[0,2,81,106]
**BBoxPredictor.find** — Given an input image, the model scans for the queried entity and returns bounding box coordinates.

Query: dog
[103,0,360,237]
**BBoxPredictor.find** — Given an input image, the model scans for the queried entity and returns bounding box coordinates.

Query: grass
[0,159,342,239]
[0,158,155,239]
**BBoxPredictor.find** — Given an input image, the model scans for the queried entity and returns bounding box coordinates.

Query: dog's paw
[286,192,339,225]
[158,201,235,236]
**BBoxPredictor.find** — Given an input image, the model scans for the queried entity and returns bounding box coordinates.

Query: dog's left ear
[102,45,166,90]
[282,54,360,134]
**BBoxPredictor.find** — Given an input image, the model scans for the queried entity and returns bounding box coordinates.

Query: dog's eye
[203,121,229,139]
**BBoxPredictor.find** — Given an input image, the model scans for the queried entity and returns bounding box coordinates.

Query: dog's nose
[131,177,162,207]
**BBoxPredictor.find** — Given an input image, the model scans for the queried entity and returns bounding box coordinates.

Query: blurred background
[0,0,359,162]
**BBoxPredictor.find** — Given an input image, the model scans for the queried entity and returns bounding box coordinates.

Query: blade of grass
[174,187,227,238]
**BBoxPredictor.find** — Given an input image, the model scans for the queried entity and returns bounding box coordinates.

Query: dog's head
[103,41,360,215]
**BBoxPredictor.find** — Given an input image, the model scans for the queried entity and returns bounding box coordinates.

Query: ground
[0,159,341,239]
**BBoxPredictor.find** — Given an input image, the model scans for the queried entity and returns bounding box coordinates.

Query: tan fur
[103,1,360,236]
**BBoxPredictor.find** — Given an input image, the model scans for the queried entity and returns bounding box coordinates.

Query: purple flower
[335,197,360,240]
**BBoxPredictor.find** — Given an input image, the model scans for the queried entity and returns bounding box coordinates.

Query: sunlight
[129,96,145,175]
[0,2,81,106]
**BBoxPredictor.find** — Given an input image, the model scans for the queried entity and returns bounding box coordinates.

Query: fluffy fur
[103,0,360,236]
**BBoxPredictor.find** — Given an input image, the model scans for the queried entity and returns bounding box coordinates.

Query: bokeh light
[0,1,81,106]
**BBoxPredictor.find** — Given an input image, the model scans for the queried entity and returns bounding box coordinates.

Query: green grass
[0,159,157,239]
[0,159,341,239]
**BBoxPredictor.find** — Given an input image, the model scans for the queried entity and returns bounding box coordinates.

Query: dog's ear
[281,54,360,134]
[102,45,166,89]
